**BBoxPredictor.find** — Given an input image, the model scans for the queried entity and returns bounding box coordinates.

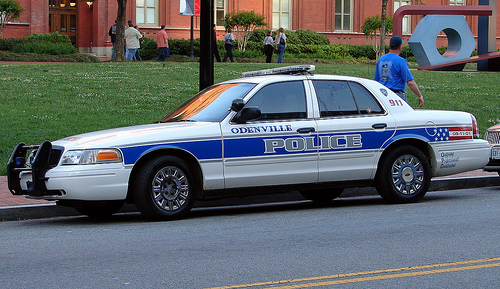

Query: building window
[136,0,157,25]
[335,0,352,31]
[394,0,411,34]
[215,0,227,27]
[272,0,292,30]
[450,0,466,5]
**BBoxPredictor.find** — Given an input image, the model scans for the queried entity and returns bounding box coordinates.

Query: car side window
[313,80,383,117]
[349,82,384,114]
[246,81,307,120]
[314,81,357,116]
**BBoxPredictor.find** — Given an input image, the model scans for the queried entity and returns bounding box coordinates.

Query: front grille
[49,148,63,166]
[486,130,500,145]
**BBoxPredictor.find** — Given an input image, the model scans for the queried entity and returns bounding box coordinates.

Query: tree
[85,0,126,61]
[113,0,127,61]
[362,15,392,60]
[379,0,388,58]
[0,0,24,38]
[223,10,266,51]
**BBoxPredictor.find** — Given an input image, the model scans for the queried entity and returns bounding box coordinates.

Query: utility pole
[199,0,214,90]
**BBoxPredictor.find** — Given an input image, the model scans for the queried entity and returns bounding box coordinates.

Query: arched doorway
[49,0,78,46]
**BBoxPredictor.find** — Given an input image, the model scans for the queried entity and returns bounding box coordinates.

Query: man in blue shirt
[375,36,424,107]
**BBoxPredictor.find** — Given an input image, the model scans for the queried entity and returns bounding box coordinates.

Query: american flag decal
[432,126,472,141]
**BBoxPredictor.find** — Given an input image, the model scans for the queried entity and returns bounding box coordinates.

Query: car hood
[53,122,220,149]
[487,123,500,131]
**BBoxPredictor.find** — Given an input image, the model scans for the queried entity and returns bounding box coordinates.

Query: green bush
[0,37,23,51]
[248,29,268,43]
[4,32,77,55]
[138,37,158,60]
[12,41,77,55]
[345,45,377,60]
[23,32,73,44]
[293,29,330,45]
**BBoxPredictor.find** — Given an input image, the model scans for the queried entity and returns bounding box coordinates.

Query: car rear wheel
[300,188,344,202]
[133,156,196,221]
[376,145,431,203]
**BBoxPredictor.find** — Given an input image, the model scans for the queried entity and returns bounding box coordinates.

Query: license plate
[492,146,500,159]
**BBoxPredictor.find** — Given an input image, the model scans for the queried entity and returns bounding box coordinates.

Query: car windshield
[159,83,256,123]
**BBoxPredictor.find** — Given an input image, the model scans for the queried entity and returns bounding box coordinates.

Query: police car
[7,65,491,220]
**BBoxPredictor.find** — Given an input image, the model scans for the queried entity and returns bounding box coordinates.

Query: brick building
[3,0,499,59]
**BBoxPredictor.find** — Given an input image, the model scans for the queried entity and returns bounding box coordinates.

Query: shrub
[12,41,77,55]
[23,32,73,44]
[293,29,330,45]
[138,37,158,60]
[5,32,77,55]
[0,37,23,51]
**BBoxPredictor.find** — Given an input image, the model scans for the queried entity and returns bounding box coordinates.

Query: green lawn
[1,62,498,175]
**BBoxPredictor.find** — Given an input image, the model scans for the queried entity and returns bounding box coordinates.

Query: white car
[7,65,491,220]
[483,123,500,175]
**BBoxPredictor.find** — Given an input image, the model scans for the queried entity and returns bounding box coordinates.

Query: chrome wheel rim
[152,166,189,211]
[391,154,424,195]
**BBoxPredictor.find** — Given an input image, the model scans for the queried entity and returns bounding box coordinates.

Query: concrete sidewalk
[1,171,499,221]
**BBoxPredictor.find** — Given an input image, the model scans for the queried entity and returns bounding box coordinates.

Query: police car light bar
[242,65,315,77]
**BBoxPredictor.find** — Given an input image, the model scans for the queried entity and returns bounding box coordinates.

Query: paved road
[1,187,499,288]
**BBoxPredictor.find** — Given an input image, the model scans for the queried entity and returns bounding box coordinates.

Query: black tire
[133,156,196,221]
[375,145,431,203]
[73,201,124,218]
[300,188,344,202]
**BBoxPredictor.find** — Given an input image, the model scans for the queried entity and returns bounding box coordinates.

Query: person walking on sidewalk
[223,28,235,62]
[156,25,170,62]
[124,22,143,61]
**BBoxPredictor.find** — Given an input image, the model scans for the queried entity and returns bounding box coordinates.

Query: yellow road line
[267,262,500,289]
[206,257,500,289]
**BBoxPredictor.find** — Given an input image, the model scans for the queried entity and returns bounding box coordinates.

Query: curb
[1,175,499,221]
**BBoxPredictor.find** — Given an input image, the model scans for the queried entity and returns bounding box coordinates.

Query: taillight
[471,114,480,139]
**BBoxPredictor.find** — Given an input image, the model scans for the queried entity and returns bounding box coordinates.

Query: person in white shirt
[124,22,143,61]
[263,31,274,63]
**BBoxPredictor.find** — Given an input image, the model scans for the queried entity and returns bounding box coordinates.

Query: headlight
[61,149,123,165]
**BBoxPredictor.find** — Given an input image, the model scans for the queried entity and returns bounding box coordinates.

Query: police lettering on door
[265,134,362,153]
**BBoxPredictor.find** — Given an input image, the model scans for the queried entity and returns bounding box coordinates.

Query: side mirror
[231,98,245,112]
[232,106,261,124]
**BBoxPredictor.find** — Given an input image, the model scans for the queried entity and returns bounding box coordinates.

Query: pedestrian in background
[275,28,287,63]
[124,22,143,61]
[134,25,145,61]
[157,25,170,62]
[374,36,424,107]
[213,24,221,62]
[223,28,235,62]
[263,31,274,63]
[108,20,117,60]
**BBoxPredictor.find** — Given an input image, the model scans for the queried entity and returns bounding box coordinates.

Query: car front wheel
[133,156,196,221]
[376,145,431,203]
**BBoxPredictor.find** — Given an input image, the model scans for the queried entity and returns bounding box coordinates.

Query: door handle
[297,127,316,133]
[372,123,387,129]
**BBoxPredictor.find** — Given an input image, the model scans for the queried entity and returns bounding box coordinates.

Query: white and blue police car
[7,65,491,220]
